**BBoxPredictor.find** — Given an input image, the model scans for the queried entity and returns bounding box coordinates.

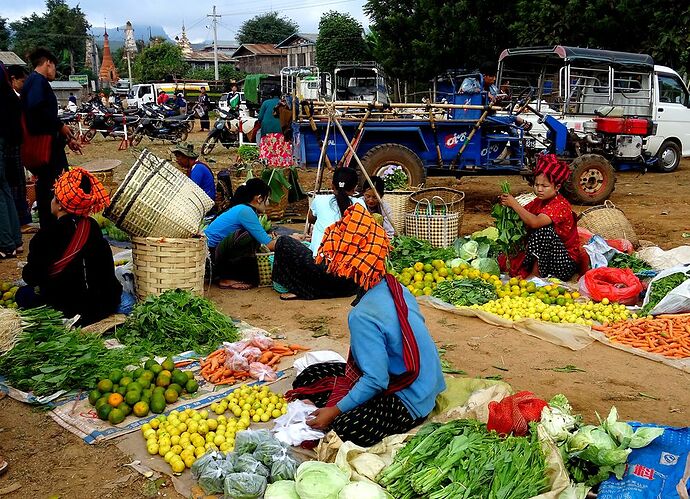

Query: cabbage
[567,426,631,467]
[541,405,578,443]
[477,242,491,258]
[457,240,479,261]
[471,227,499,241]
[603,407,664,449]
[470,258,500,276]
[295,461,350,499]
[629,426,665,449]
[446,258,468,269]
[264,480,300,499]
[338,481,390,499]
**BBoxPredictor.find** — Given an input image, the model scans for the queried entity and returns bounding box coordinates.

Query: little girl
[499,154,580,280]
[361,176,395,238]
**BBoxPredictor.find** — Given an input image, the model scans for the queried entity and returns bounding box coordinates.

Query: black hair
[229,178,270,208]
[331,167,359,216]
[479,61,497,77]
[29,48,58,68]
[80,174,92,194]
[6,65,28,80]
[361,175,385,197]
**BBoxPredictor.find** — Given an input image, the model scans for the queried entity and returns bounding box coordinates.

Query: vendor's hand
[307,406,341,430]
[499,193,518,209]
[67,137,83,153]
[290,233,305,241]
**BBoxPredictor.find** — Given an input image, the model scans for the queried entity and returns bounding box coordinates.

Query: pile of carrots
[593,313,690,359]
[200,341,310,385]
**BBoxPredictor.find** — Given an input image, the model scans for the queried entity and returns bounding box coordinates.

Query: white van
[129,82,210,108]
[499,46,690,171]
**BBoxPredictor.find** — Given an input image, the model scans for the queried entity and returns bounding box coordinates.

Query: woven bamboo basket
[132,235,207,300]
[256,251,273,287]
[264,188,289,220]
[408,188,465,237]
[105,149,214,239]
[384,190,416,236]
[577,200,639,246]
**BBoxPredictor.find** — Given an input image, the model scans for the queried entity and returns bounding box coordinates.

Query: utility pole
[208,5,221,81]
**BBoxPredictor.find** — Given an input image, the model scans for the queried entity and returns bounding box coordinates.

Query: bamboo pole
[304,116,333,235]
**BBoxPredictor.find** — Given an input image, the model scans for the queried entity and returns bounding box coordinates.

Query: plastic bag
[226,350,250,372]
[191,451,225,494]
[223,472,267,499]
[270,450,298,482]
[580,267,643,305]
[235,429,274,454]
[234,453,270,477]
[240,346,263,363]
[583,235,619,269]
[250,334,274,350]
[253,435,286,466]
[640,264,690,315]
[222,339,251,354]
[249,362,278,382]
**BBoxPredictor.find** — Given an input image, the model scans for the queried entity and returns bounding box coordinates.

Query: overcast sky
[1,0,369,43]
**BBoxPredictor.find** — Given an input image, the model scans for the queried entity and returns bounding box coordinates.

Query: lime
[109,369,123,384]
[97,379,113,393]
[161,357,175,372]
[185,379,199,394]
[185,371,194,381]
[171,370,188,387]
[88,389,102,405]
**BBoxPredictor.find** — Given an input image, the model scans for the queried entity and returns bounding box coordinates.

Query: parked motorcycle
[201,110,257,155]
[129,104,189,146]
[81,102,139,142]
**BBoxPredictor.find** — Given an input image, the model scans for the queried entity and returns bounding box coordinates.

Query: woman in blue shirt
[204,179,276,289]
[257,88,292,167]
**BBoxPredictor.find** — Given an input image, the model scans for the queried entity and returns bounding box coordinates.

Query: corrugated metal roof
[50,81,84,89]
[275,33,318,48]
[184,51,235,63]
[0,51,27,65]
[232,44,285,58]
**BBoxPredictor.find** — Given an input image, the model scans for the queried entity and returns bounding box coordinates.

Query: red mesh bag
[582,267,643,305]
[487,391,548,436]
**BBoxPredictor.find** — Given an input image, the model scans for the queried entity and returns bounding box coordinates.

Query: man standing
[197,87,210,131]
[21,48,82,228]
[171,142,216,205]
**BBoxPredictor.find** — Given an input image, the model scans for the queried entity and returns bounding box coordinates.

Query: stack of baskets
[577,200,639,246]
[404,187,465,247]
[106,149,214,299]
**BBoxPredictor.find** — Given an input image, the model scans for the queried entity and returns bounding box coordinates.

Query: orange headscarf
[54,168,110,216]
[316,203,390,290]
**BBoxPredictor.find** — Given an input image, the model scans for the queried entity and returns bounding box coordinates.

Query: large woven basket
[577,200,639,246]
[405,195,463,248]
[105,149,214,238]
[132,235,207,300]
[409,188,465,214]
[384,190,416,236]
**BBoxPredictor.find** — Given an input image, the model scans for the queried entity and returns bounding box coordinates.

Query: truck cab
[498,46,690,171]
[334,61,389,105]
[129,82,209,109]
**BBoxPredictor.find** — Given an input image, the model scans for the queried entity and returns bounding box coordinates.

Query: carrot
[258,351,274,364]
[174,360,194,368]
[267,354,282,367]
[602,315,690,359]
[216,377,236,385]
[206,348,226,359]
[288,344,310,352]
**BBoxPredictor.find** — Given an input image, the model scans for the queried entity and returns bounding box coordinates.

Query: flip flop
[0,251,17,260]
[280,293,298,301]
[0,458,7,474]
[218,280,254,290]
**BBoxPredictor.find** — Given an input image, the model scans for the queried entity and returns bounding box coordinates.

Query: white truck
[499,46,690,172]
[129,82,209,108]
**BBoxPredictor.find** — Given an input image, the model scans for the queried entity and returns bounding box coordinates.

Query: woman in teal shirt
[257,89,292,167]
[204,179,277,289]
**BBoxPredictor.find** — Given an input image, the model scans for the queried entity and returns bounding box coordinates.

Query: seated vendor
[204,178,276,290]
[171,142,216,204]
[272,167,365,300]
[499,154,581,281]
[361,175,395,238]
[286,204,446,447]
[17,168,122,325]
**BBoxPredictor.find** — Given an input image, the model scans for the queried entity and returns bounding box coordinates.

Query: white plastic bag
[272,400,325,446]
[583,235,618,269]
[641,263,690,315]
[292,350,347,375]
[636,245,690,271]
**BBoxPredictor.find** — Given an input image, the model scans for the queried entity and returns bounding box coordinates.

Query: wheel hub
[660,148,677,167]
[579,168,605,194]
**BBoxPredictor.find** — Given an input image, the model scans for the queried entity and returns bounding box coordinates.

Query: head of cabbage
[295,462,350,499]
[338,481,391,499]
[264,480,300,499]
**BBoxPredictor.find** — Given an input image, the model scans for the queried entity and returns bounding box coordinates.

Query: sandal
[218,280,254,290]
[20,225,38,234]
[0,458,7,474]
[15,245,23,254]
[279,293,298,301]
[0,250,17,260]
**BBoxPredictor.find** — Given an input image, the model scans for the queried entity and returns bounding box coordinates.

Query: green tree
[0,17,10,51]
[133,42,189,82]
[236,12,299,44]
[11,0,89,75]
[315,11,371,74]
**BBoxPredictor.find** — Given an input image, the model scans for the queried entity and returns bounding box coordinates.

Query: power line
[218,0,361,16]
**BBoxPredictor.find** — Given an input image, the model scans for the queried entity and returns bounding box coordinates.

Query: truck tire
[564,154,616,205]
[655,141,681,173]
[361,144,425,187]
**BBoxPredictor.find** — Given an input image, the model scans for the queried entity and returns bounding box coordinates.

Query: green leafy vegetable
[115,290,239,355]
[432,278,497,307]
[491,181,527,256]
[608,253,652,273]
[389,236,456,272]
[640,271,690,316]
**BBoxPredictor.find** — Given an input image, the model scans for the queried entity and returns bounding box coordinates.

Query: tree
[237,12,299,44]
[10,0,89,75]
[316,11,371,74]
[133,42,189,82]
[0,17,10,51]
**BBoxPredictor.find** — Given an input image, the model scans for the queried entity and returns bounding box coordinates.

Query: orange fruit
[108,393,124,407]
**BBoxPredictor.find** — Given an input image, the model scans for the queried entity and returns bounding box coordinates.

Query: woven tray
[132,235,207,300]
[106,149,214,238]
[577,200,639,246]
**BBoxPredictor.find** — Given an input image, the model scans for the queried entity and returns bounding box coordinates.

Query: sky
[0,0,369,43]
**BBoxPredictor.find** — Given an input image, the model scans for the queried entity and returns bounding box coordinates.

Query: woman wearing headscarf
[286,204,446,447]
[17,168,122,325]
[498,153,581,280]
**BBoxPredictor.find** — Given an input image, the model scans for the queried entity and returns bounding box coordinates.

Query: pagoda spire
[99,24,119,85]
[177,22,193,57]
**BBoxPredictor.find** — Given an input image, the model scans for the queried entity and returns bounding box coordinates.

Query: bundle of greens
[389,236,456,272]
[491,181,527,255]
[115,290,240,355]
[640,271,690,316]
[377,419,549,499]
[0,308,144,396]
[432,278,497,307]
[608,253,652,274]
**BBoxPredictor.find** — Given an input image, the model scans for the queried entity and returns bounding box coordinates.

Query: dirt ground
[1,129,689,498]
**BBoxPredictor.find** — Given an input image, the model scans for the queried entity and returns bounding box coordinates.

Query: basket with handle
[131,235,207,300]
[405,195,461,248]
[105,149,214,239]
[577,200,639,246]
[384,190,416,236]
[409,187,465,213]
[256,246,274,287]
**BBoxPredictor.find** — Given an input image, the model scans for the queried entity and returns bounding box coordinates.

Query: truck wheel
[361,144,425,187]
[564,154,616,205]
[655,141,681,173]
[201,136,218,155]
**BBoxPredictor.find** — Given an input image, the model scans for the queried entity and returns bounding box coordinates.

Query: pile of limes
[394,260,501,297]
[474,295,633,325]
[494,277,581,304]
[0,282,19,308]
[210,383,288,423]
[88,358,199,425]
